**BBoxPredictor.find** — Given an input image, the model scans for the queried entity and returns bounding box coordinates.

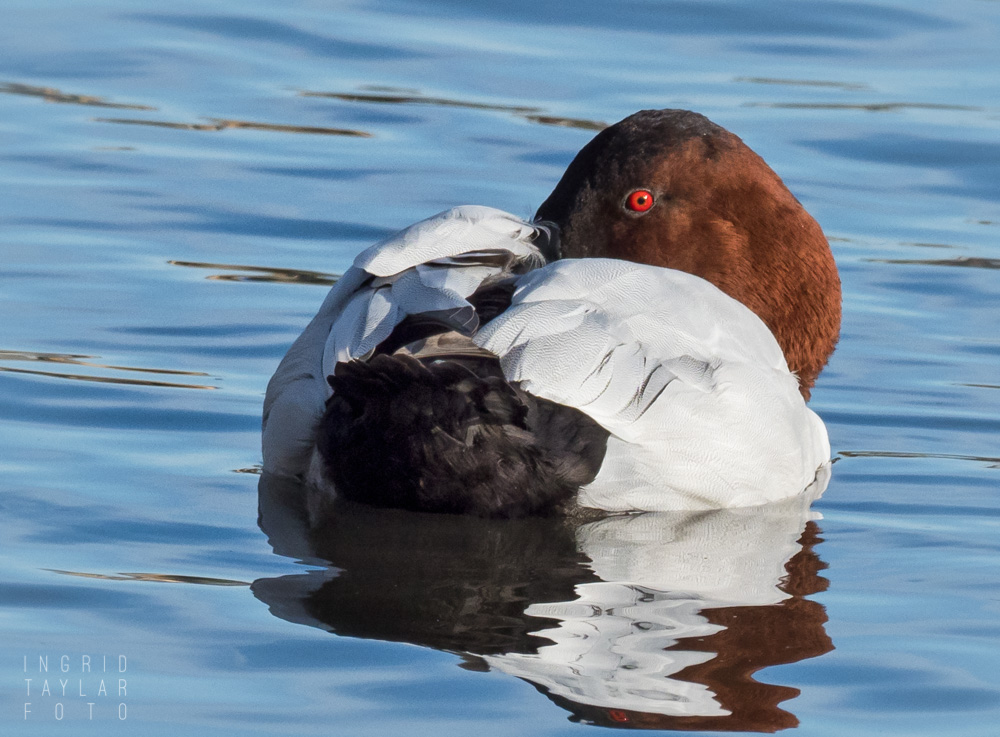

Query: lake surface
[2,1,999,734]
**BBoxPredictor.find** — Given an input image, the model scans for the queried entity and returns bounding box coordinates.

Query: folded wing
[262,206,550,478]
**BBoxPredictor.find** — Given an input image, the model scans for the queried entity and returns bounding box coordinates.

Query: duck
[261,109,841,521]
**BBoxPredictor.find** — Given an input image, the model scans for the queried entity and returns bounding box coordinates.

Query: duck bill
[532,219,561,262]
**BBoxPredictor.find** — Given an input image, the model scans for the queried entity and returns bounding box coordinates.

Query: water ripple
[824,410,1000,434]
[0,582,150,610]
[0,349,211,377]
[0,349,216,389]
[0,365,217,390]
[748,102,982,112]
[151,205,392,241]
[0,383,253,432]
[819,501,1000,517]
[303,88,608,130]
[46,569,249,587]
[868,257,1000,270]
[168,260,340,286]
[130,12,425,60]
[302,89,542,114]
[734,76,869,90]
[95,116,372,137]
[0,81,155,110]
[840,450,1000,468]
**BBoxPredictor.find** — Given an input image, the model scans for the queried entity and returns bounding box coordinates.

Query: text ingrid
[23,654,128,721]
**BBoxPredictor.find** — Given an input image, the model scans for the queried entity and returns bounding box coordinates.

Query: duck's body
[262,110,840,521]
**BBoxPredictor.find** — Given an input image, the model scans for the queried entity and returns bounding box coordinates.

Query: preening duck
[262,109,841,521]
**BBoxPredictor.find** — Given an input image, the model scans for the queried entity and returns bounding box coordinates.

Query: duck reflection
[255,473,832,731]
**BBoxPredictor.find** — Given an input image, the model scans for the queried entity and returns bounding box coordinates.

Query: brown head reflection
[541,522,830,731]
[255,472,833,731]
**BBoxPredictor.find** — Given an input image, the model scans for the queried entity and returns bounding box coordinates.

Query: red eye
[626,189,654,213]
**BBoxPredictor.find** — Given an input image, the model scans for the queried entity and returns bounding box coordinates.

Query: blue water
[2,1,999,734]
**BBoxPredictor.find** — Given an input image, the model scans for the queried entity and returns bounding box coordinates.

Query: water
[2,0,999,734]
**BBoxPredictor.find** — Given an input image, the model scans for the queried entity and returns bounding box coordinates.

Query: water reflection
[0,81,155,110]
[303,89,543,114]
[868,257,1000,270]
[0,349,209,375]
[0,349,217,389]
[46,569,248,586]
[840,450,1000,465]
[520,114,608,131]
[168,259,340,286]
[0,365,216,390]
[746,102,981,112]
[734,76,869,91]
[302,88,608,131]
[255,473,832,731]
[95,116,372,137]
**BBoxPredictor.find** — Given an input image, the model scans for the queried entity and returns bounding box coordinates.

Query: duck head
[535,109,841,398]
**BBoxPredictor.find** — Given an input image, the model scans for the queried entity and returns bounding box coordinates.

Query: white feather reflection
[255,468,831,731]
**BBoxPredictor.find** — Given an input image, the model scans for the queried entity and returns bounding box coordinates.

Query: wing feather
[262,206,549,477]
[474,258,829,510]
[354,205,546,277]
[474,260,747,431]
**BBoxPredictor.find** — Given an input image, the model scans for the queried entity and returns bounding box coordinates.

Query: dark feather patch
[374,314,457,356]
[467,279,517,325]
[316,354,608,518]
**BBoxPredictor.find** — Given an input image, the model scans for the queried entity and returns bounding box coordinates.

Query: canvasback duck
[262,109,841,520]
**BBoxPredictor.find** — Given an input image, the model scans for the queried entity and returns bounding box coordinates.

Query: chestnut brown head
[535,109,841,398]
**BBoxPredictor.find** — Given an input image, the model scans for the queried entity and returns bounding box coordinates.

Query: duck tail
[314,354,608,518]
